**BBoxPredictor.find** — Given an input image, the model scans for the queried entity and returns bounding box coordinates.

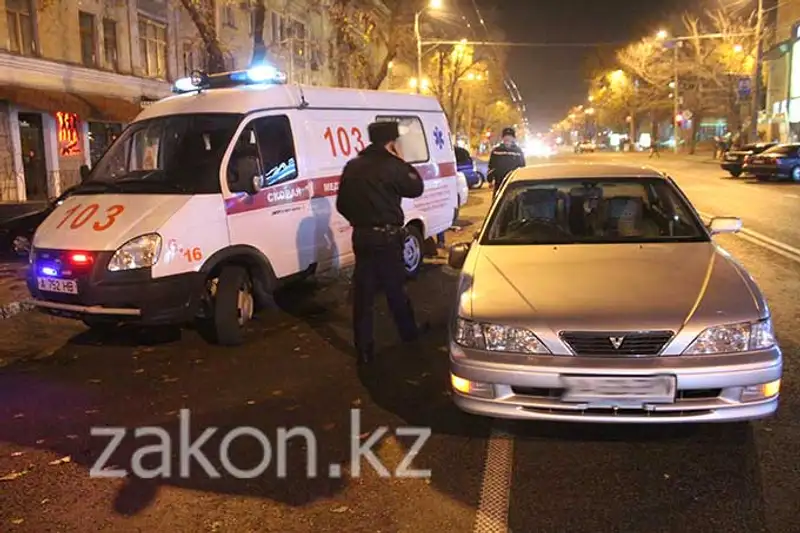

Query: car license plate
[37,277,78,295]
[561,375,675,405]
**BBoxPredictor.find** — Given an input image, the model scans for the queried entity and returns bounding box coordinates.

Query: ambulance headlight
[107,234,162,271]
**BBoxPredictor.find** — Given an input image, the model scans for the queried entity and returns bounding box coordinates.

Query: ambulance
[27,65,459,345]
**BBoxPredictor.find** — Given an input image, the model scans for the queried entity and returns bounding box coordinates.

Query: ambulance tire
[403,225,424,279]
[213,265,254,346]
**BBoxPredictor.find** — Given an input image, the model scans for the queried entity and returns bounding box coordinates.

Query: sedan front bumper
[449,343,782,423]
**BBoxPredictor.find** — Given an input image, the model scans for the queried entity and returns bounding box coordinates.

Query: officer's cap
[368,121,400,145]
[502,127,516,138]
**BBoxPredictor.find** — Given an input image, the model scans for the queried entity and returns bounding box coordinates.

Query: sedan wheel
[11,235,31,257]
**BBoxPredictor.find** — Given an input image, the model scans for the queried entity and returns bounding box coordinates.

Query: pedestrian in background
[336,121,426,365]
[487,127,525,198]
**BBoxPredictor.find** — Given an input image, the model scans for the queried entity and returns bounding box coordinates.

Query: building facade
[0,0,391,208]
[764,0,800,142]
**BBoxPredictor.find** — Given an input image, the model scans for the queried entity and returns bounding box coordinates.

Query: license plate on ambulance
[561,375,675,405]
[37,277,78,295]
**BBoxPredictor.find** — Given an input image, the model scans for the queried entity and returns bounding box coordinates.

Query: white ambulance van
[27,66,459,345]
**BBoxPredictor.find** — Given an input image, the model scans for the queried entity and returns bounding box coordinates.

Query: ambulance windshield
[84,113,243,194]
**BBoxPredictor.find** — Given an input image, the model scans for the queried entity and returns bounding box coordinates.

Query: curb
[0,299,35,320]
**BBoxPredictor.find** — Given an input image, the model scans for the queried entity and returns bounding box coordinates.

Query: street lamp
[656,29,668,40]
[414,0,442,94]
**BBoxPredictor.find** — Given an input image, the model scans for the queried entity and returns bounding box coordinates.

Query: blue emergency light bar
[172,65,287,94]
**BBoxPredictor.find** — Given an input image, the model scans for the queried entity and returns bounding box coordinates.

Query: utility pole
[414,11,422,94]
[673,43,680,153]
[750,0,764,142]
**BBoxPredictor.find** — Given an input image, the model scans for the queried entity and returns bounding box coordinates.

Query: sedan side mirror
[708,216,742,235]
[79,164,90,182]
[448,242,470,269]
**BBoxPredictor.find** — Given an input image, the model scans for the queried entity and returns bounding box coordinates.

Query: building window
[222,5,235,27]
[6,0,35,56]
[79,12,97,67]
[103,19,118,71]
[138,16,167,79]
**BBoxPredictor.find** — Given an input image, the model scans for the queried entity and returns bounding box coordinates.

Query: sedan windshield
[482,178,709,245]
[83,113,244,194]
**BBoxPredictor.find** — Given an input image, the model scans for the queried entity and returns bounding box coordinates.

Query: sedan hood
[467,242,761,332]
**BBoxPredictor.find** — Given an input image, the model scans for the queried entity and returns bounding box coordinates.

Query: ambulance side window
[252,115,298,188]
[374,115,429,164]
[227,126,263,193]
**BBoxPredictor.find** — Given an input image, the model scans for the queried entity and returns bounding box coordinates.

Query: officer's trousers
[351,228,418,356]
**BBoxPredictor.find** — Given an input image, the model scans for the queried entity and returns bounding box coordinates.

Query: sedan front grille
[560,331,673,356]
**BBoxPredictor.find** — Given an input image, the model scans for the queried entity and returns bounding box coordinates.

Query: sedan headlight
[107,233,162,272]
[683,318,775,355]
[454,317,550,354]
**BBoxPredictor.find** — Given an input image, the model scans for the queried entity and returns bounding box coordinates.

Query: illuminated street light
[585,108,595,115]
[733,44,744,53]
[656,29,668,40]
[409,77,418,88]
[414,0,443,94]
[609,69,626,84]
[588,95,594,102]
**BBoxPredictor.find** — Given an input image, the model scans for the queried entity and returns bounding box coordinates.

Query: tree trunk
[250,0,268,67]
[369,50,395,90]
[179,0,226,73]
[689,112,701,155]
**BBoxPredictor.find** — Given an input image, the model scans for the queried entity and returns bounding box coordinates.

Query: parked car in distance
[575,141,596,153]
[0,188,75,258]
[446,163,781,423]
[455,146,485,189]
[721,142,776,177]
[742,143,800,182]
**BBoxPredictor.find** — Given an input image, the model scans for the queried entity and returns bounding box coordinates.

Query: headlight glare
[454,317,549,354]
[683,319,775,355]
[107,233,162,271]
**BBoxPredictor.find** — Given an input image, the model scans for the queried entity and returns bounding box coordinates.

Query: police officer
[336,121,425,364]
[487,127,526,197]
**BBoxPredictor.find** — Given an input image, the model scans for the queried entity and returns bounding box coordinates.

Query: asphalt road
[1,160,799,532]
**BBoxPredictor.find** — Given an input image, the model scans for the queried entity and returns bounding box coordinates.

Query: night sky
[483,0,708,131]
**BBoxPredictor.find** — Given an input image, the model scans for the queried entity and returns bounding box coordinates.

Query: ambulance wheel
[403,226,424,278]
[213,265,254,346]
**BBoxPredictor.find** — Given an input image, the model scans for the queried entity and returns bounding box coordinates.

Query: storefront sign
[56,112,81,156]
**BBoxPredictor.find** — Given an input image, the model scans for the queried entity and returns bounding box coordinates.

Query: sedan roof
[507,163,666,183]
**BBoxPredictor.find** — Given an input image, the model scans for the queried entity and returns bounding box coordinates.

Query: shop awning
[0,85,142,123]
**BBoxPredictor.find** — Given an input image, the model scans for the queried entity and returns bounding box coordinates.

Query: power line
[421,40,628,47]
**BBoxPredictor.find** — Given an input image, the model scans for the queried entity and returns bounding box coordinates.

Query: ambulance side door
[304,113,371,270]
[224,111,315,279]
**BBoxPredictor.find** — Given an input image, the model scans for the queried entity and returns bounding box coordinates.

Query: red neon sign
[56,112,81,156]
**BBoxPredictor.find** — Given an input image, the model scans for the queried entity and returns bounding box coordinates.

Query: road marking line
[785,193,800,199]
[697,210,800,263]
[473,426,515,533]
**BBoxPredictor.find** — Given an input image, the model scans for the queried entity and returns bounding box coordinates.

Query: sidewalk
[0,261,33,319]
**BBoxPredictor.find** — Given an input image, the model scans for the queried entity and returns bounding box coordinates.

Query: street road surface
[1,154,799,532]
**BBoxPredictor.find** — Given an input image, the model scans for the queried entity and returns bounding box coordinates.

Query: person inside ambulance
[487,127,526,197]
[336,121,426,365]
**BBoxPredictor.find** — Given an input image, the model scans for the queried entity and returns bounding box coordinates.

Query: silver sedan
[447,163,782,423]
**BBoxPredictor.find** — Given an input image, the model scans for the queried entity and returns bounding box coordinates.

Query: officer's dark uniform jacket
[487,143,525,190]
[336,144,424,231]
